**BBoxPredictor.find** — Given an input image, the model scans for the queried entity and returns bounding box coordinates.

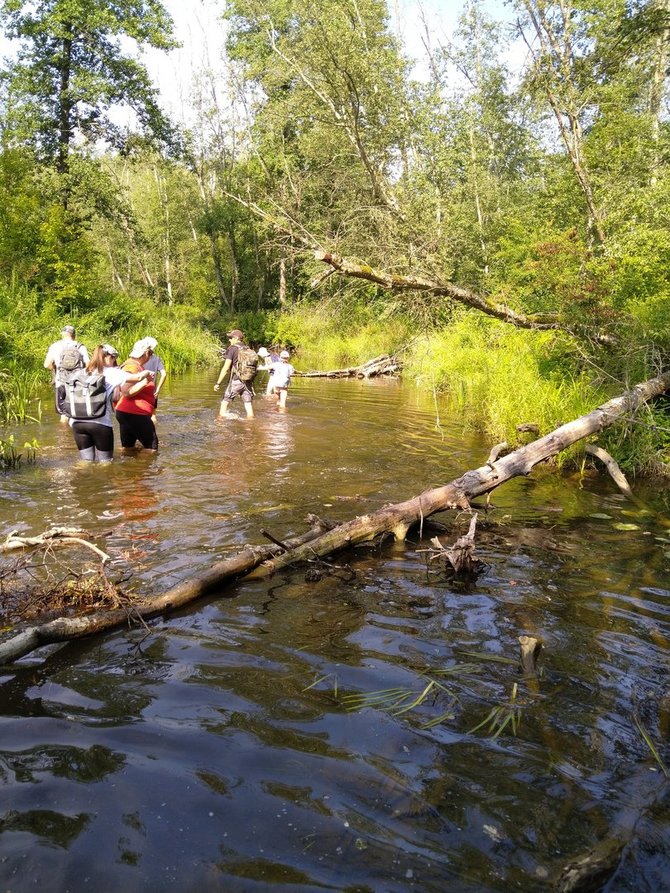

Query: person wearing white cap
[43,324,90,422]
[138,336,166,423]
[139,337,167,398]
[115,341,158,450]
[268,350,296,409]
[258,346,281,397]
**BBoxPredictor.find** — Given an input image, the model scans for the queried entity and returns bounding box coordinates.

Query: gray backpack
[57,343,85,374]
[55,371,107,420]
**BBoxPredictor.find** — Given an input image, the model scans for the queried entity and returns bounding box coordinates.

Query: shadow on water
[0,371,669,891]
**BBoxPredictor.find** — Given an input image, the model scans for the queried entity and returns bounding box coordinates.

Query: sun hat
[61,325,75,336]
[227,329,244,339]
[257,347,269,357]
[142,337,158,351]
[280,350,290,358]
[102,344,118,357]
[129,340,148,359]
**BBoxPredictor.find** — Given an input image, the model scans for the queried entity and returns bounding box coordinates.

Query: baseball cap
[227,329,244,339]
[143,337,158,351]
[280,350,290,358]
[102,344,118,357]
[62,325,75,336]
[129,340,148,359]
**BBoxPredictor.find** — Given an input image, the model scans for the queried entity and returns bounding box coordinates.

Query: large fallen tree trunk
[296,354,401,379]
[254,370,670,576]
[1,371,668,665]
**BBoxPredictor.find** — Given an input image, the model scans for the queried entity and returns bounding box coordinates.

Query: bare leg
[244,401,255,419]
[278,389,288,409]
[218,400,230,418]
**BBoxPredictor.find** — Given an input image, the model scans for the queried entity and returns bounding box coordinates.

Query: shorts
[116,410,158,450]
[72,421,114,455]
[224,378,253,404]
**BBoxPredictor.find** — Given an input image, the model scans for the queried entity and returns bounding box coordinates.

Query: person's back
[44,325,89,385]
[44,325,90,421]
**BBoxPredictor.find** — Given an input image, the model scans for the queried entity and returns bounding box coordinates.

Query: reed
[0,367,43,425]
[0,435,39,470]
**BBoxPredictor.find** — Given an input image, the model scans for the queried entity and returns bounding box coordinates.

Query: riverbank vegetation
[1,0,670,471]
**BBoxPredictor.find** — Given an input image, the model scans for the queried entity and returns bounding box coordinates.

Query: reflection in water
[1,810,90,849]
[0,374,670,890]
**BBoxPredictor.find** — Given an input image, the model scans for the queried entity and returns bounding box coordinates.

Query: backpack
[235,346,259,382]
[57,343,85,374]
[55,371,107,420]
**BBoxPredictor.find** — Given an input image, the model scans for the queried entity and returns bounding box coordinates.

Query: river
[0,370,669,892]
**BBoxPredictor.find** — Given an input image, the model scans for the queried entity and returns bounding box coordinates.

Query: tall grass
[0,366,43,425]
[404,319,605,442]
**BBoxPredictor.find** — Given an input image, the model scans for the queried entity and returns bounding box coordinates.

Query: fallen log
[1,371,669,665]
[0,518,333,665]
[254,371,670,577]
[296,354,400,379]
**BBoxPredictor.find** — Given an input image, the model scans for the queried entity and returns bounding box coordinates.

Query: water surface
[1,371,669,892]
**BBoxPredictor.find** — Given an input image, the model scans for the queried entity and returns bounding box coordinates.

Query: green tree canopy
[0,0,179,172]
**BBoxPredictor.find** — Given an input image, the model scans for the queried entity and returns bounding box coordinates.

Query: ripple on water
[1,373,670,891]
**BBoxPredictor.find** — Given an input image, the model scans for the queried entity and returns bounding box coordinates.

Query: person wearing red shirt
[116,341,158,451]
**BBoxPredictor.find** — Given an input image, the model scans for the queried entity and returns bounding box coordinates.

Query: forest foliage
[1,0,670,468]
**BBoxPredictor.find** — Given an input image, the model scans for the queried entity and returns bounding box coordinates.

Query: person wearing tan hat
[214,329,255,419]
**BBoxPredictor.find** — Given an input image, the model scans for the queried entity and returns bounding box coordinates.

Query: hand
[214,383,220,391]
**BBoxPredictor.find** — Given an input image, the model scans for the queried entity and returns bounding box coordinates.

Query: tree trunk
[297,354,400,378]
[57,28,73,179]
[2,371,668,665]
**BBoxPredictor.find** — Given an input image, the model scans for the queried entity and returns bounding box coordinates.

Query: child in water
[268,350,295,409]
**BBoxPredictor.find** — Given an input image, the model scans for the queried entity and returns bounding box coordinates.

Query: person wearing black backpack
[44,325,90,422]
[214,329,258,420]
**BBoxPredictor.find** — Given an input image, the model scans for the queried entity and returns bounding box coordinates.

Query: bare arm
[154,368,167,396]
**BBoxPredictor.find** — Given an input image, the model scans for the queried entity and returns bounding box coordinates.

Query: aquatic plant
[0,435,39,470]
[634,714,669,778]
[0,367,43,424]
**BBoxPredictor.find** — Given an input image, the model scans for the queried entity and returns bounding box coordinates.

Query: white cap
[143,337,158,351]
[129,340,148,359]
[280,350,290,359]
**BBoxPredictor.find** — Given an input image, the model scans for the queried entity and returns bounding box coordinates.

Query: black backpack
[55,371,107,420]
[235,346,259,382]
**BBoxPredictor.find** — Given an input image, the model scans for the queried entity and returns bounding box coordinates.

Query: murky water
[1,370,669,892]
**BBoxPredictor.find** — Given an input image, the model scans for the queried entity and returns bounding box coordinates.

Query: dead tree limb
[2,372,669,665]
[585,444,635,500]
[296,354,401,379]
[1,527,111,564]
[222,190,616,345]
